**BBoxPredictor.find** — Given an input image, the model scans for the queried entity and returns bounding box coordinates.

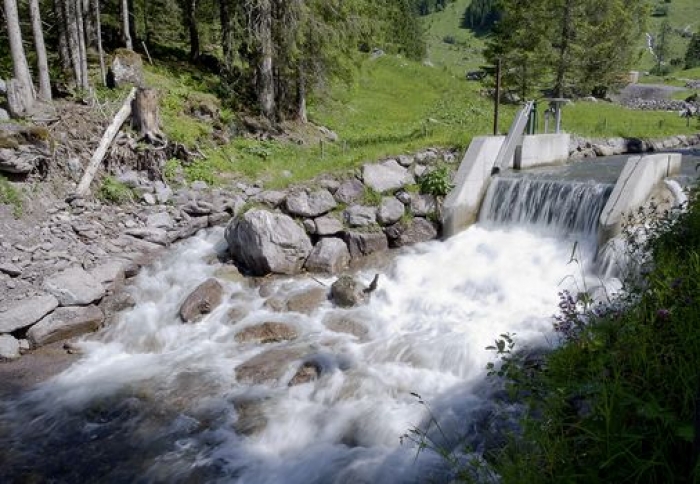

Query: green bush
[419,166,453,197]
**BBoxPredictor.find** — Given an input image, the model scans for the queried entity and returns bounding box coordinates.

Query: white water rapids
[0,177,619,483]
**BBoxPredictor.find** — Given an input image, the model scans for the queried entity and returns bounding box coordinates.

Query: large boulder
[304,238,351,273]
[377,197,405,225]
[43,267,106,306]
[110,49,144,87]
[314,215,344,236]
[409,194,437,217]
[235,322,298,344]
[226,209,313,275]
[0,294,58,333]
[362,160,415,193]
[285,189,337,217]
[334,179,365,204]
[344,230,388,258]
[27,305,104,347]
[387,218,438,247]
[344,205,377,227]
[179,278,224,323]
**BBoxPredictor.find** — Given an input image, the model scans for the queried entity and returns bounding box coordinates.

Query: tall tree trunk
[554,0,573,98]
[65,0,83,87]
[183,0,200,61]
[128,0,137,45]
[4,0,35,115]
[219,0,231,70]
[122,0,133,49]
[54,0,71,71]
[82,0,96,47]
[29,0,52,101]
[75,0,89,90]
[297,65,307,123]
[94,0,106,85]
[256,0,275,120]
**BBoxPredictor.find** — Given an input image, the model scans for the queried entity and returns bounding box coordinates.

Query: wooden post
[494,58,502,135]
[72,87,137,199]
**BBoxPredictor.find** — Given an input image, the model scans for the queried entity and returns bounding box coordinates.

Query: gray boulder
[345,230,388,258]
[330,276,368,307]
[111,49,144,87]
[304,238,351,273]
[146,212,174,229]
[334,179,365,204]
[0,108,9,122]
[315,215,344,236]
[388,218,438,247]
[410,194,437,217]
[285,189,337,217]
[377,197,405,225]
[0,263,22,277]
[0,335,20,360]
[226,209,313,275]
[27,305,104,347]
[363,160,415,193]
[124,227,169,246]
[89,260,127,286]
[344,205,377,227]
[43,267,105,306]
[254,190,287,208]
[179,278,224,323]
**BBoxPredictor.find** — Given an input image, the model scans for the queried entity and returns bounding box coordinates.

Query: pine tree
[685,32,700,69]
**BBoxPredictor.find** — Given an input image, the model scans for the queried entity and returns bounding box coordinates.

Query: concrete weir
[597,153,682,246]
[442,133,570,237]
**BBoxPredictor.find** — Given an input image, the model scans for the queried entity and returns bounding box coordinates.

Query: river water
[0,175,621,483]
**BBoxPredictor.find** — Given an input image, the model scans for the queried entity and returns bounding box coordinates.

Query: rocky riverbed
[0,146,457,366]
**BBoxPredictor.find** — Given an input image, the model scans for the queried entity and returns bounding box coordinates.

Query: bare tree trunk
[75,0,90,90]
[143,0,151,44]
[54,0,71,70]
[4,0,35,116]
[93,0,106,85]
[132,88,165,143]
[256,0,275,120]
[65,0,83,88]
[29,0,51,101]
[219,0,231,70]
[122,0,133,49]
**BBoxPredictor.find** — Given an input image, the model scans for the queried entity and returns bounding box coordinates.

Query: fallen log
[71,87,136,199]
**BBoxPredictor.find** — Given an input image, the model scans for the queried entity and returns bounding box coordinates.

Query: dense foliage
[460,0,499,33]
[484,0,648,97]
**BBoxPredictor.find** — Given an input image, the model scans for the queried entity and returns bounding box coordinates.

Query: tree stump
[131,87,165,144]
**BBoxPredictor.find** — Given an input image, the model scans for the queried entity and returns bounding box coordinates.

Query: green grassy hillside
[639,0,700,73]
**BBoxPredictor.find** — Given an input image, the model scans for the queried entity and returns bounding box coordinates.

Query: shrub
[419,166,453,197]
[0,175,23,218]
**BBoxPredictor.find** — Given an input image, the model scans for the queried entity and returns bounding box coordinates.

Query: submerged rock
[288,361,322,386]
[225,209,312,276]
[235,322,298,344]
[179,278,224,323]
[286,286,328,314]
[235,346,307,384]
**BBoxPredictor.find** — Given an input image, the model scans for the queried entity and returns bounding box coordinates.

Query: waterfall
[479,175,614,238]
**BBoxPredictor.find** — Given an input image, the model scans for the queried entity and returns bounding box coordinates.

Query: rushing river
[0,176,619,483]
